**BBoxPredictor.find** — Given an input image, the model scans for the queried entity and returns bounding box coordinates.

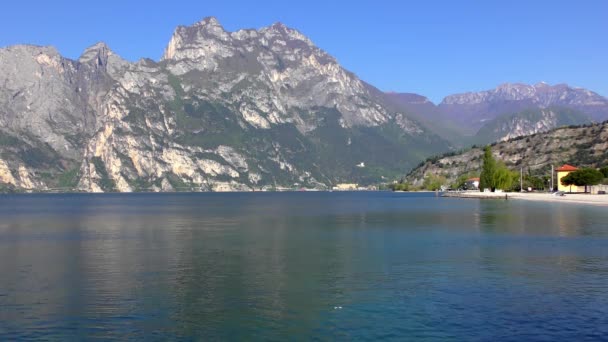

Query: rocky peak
[162,17,233,62]
[265,22,294,37]
[78,42,128,78]
[260,22,314,47]
[270,22,287,29]
[79,42,112,64]
[162,17,317,63]
[194,16,222,27]
[159,18,381,127]
[192,16,229,38]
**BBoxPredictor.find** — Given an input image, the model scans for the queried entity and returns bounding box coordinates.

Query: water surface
[0,192,607,340]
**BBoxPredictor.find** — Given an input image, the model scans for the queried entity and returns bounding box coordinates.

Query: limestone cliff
[0,17,449,192]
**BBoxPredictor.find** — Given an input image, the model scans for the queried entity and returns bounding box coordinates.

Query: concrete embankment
[442,191,608,206]
[442,191,510,200]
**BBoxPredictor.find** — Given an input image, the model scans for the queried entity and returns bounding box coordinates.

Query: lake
[0,192,607,340]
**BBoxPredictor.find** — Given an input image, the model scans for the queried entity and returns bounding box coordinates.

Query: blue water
[0,192,607,340]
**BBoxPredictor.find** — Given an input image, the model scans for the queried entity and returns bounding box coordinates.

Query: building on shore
[556,164,583,193]
[332,183,358,191]
[465,177,480,190]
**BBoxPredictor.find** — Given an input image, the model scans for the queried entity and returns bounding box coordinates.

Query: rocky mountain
[0,43,130,190]
[439,82,608,134]
[386,83,608,146]
[0,17,450,192]
[404,121,608,187]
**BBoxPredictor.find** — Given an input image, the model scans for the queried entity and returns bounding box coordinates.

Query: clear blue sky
[1,0,606,103]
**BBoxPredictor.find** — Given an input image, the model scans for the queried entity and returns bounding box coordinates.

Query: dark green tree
[600,166,608,178]
[561,173,576,192]
[561,168,604,193]
[479,146,497,192]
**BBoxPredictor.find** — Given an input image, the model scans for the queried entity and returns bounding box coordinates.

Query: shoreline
[443,191,608,206]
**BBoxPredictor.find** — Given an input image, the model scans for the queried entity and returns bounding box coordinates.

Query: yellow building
[556,164,582,193]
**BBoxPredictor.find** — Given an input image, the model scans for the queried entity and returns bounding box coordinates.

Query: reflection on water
[0,192,607,340]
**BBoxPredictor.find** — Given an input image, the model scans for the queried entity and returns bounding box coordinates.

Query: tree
[523,174,547,190]
[600,166,608,178]
[561,173,576,192]
[423,174,447,191]
[479,146,497,192]
[494,162,516,191]
[561,168,604,193]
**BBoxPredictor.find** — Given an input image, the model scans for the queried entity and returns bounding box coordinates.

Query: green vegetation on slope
[405,121,608,190]
[57,167,80,189]
[91,157,116,192]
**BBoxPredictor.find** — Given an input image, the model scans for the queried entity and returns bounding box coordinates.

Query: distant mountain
[439,82,608,133]
[383,93,440,122]
[386,83,608,146]
[404,121,608,188]
[0,17,450,192]
[383,92,473,146]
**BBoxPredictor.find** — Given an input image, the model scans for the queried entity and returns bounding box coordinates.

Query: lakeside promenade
[443,191,608,206]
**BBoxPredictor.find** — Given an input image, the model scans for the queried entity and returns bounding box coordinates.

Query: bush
[423,174,447,191]
[390,182,411,191]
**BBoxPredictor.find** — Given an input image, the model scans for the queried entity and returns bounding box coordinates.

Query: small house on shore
[556,164,582,193]
[465,177,480,190]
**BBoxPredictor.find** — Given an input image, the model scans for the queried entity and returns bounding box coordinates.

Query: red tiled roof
[467,177,480,181]
[556,164,578,172]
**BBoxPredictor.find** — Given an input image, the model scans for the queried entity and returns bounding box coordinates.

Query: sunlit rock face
[0,17,449,192]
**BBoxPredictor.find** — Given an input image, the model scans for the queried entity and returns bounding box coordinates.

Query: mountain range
[387,82,608,145]
[1,17,607,192]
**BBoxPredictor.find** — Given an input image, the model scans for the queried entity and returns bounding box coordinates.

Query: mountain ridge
[1,17,607,192]
[0,17,450,192]
[387,82,608,144]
